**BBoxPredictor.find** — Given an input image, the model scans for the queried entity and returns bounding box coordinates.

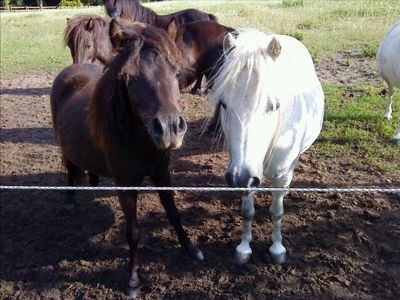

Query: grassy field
[0,0,399,170]
[1,0,399,76]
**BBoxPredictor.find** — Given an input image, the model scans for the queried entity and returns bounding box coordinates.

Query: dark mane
[105,0,157,24]
[63,14,108,62]
[88,23,182,151]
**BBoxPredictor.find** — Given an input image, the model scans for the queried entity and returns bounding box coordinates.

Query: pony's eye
[176,71,181,78]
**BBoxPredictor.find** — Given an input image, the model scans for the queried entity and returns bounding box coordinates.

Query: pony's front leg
[151,171,204,262]
[235,192,255,265]
[117,190,141,298]
[269,173,293,264]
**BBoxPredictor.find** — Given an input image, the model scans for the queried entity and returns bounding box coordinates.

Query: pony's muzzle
[149,113,187,150]
[225,167,261,188]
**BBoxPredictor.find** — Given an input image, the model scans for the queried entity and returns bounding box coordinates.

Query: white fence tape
[0,185,399,193]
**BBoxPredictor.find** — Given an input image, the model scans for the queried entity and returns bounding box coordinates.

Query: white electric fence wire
[0,185,399,193]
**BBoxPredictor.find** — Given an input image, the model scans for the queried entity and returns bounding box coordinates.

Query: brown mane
[105,0,156,23]
[88,22,182,152]
[104,0,217,27]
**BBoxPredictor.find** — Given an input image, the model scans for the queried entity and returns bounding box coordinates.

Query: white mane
[211,29,283,114]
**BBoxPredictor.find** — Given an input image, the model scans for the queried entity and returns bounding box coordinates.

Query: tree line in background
[0,0,161,8]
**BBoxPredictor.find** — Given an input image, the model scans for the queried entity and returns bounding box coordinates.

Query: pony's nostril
[178,116,187,133]
[247,177,261,188]
[151,118,164,137]
[225,172,235,187]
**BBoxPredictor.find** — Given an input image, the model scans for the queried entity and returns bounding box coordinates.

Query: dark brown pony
[169,20,234,130]
[104,0,217,27]
[51,19,203,296]
[64,14,113,65]
[173,20,234,94]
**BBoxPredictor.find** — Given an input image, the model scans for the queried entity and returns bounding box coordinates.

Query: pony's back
[376,21,400,87]
[50,64,102,134]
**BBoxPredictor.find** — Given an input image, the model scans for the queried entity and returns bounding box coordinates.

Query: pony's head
[89,19,186,151]
[211,29,284,188]
[64,15,112,65]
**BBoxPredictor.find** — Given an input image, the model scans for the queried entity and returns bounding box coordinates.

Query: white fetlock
[384,112,392,120]
[269,242,286,264]
[235,242,252,265]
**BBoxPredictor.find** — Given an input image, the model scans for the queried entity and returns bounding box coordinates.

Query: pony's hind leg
[269,172,294,264]
[88,172,99,186]
[384,83,394,120]
[392,125,400,143]
[235,192,255,265]
[63,158,83,209]
[190,75,203,95]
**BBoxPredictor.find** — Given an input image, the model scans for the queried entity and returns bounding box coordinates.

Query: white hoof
[127,286,139,299]
[269,243,286,264]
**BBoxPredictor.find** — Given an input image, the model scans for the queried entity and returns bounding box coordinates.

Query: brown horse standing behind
[104,0,217,26]
[168,20,234,130]
[51,19,203,296]
[64,14,113,65]
[172,20,235,94]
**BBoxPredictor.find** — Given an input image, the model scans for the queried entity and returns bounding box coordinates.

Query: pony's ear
[109,18,126,51]
[223,32,236,55]
[66,17,71,24]
[267,37,281,61]
[166,18,178,41]
[85,18,95,32]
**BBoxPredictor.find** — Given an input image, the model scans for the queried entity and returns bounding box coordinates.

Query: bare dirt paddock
[1,55,399,299]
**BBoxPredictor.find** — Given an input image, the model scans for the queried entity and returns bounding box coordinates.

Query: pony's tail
[208,14,218,22]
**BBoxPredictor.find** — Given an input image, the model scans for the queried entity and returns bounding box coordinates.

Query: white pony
[376,20,400,143]
[211,29,324,265]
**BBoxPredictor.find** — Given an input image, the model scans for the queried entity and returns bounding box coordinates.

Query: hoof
[270,252,286,265]
[127,286,139,299]
[186,244,204,262]
[391,138,399,144]
[234,250,252,265]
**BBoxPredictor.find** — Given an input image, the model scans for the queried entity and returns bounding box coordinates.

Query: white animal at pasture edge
[211,29,325,264]
[376,20,400,143]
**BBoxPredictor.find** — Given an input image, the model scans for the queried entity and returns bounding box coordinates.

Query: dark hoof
[127,286,139,299]
[270,252,286,265]
[186,244,204,262]
[234,251,251,266]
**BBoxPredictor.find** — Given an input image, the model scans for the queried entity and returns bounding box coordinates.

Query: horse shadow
[0,127,55,145]
[0,87,51,97]
[0,172,123,290]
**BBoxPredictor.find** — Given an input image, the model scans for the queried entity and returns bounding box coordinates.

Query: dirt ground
[1,53,399,300]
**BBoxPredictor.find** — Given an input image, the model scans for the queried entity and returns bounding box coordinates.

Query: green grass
[1,0,399,77]
[315,85,399,172]
[0,7,104,77]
